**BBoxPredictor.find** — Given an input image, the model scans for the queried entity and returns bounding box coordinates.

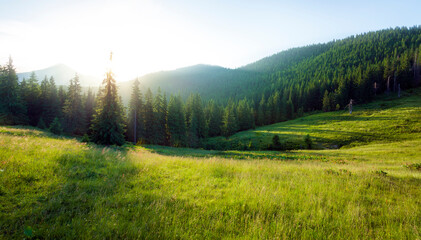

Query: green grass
[0,126,420,239]
[1,90,421,239]
[205,89,421,150]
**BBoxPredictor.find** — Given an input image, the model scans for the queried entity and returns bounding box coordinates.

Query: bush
[336,104,340,111]
[49,117,63,135]
[271,135,281,150]
[81,134,90,143]
[304,134,313,149]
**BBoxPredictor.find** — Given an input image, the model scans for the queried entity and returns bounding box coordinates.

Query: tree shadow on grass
[1,143,254,239]
[1,145,140,239]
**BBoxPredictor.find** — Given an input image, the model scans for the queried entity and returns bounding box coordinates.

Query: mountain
[17,64,100,86]
[118,64,239,103]
[17,26,421,110]
[121,26,421,110]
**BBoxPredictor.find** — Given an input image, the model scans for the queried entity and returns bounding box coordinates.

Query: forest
[1,26,421,147]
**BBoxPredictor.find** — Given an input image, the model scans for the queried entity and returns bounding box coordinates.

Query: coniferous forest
[1,26,421,147]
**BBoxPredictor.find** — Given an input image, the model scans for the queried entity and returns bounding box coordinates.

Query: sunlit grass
[206,89,421,150]
[1,126,420,239]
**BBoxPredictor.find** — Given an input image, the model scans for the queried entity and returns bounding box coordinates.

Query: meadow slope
[0,124,420,239]
[205,88,421,150]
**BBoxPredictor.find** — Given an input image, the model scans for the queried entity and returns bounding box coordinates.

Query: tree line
[1,27,421,147]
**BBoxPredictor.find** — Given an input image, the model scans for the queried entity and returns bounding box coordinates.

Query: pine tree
[39,76,50,124]
[237,98,254,131]
[90,68,126,146]
[286,98,294,119]
[84,88,96,135]
[127,79,144,143]
[63,74,85,135]
[0,56,27,124]
[257,95,265,126]
[167,95,186,147]
[322,90,331,112]
[49,117,63,135]
[153,87,167,145]
[21,72,41,126]
[206,100,223,137]
[43,76,60,126]
[186,93,206,147]
[143,88,155,144]
[222,101,237,138]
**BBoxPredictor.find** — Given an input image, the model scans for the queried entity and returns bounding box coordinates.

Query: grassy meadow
[0,126,420,239]
[1,90,421,239]
[205,89,421,150]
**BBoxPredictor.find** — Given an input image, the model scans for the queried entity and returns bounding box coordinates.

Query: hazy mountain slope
[17,64,100,86]
[118,64,263,104]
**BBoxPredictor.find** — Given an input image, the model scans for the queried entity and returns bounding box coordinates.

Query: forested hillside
[2,26,421,147]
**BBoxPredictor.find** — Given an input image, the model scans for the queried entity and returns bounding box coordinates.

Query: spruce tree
[21,72,41,126]
[63,74,85,135]
[49,117,63,135]
[206,100,223,137]
[84,88,96,135]
[153,87,167,145]
[322,90,331,112]
[143,88,155,144]
[237,98,254,131]
[186,93,206,147]
[0,56,27,124]
[167,95,186,147]
[42,76,60,126]
[222,101,238,138]
[127,79,144,143]
[90,68,126,146]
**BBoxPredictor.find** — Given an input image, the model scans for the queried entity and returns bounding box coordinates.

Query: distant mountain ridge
[17,64,100,86]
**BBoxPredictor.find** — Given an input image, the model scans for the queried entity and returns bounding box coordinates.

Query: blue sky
[0,0,420,81]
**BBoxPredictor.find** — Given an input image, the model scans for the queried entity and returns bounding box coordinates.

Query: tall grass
[1,126,420,239]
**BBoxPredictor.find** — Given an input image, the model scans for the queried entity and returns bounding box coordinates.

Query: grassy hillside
[205,88,421,150]
[1,123,420,239]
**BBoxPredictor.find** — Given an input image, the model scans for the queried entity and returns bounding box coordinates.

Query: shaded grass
[1,127,420,239]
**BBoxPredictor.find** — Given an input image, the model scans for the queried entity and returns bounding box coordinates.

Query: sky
[0,0,420,82]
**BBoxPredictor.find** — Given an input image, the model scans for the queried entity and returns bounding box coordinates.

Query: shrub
[49,117,63,135]
[271,135,281,150]
[81,134,90,143]
[304,134,313,149]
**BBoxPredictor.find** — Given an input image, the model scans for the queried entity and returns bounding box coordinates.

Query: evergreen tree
[143,88,155,144]
[286,98,294,119]
[167,95,186,147]
[222,101,237,138]
[63,74,85,135]
[90,68,126,146]
[322,90,331,112]
[57,86,67,116]
[127,79,144,143]
[257,95,266,126]
[84,88,96,135]
[21,72,41,126]
[153,87,167,145]
[43,76,60,126]
[186,93,206,147]
[206,100,223,137]
[237,98,254,131]
[49,117,63,135]
[0,56,27,124]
